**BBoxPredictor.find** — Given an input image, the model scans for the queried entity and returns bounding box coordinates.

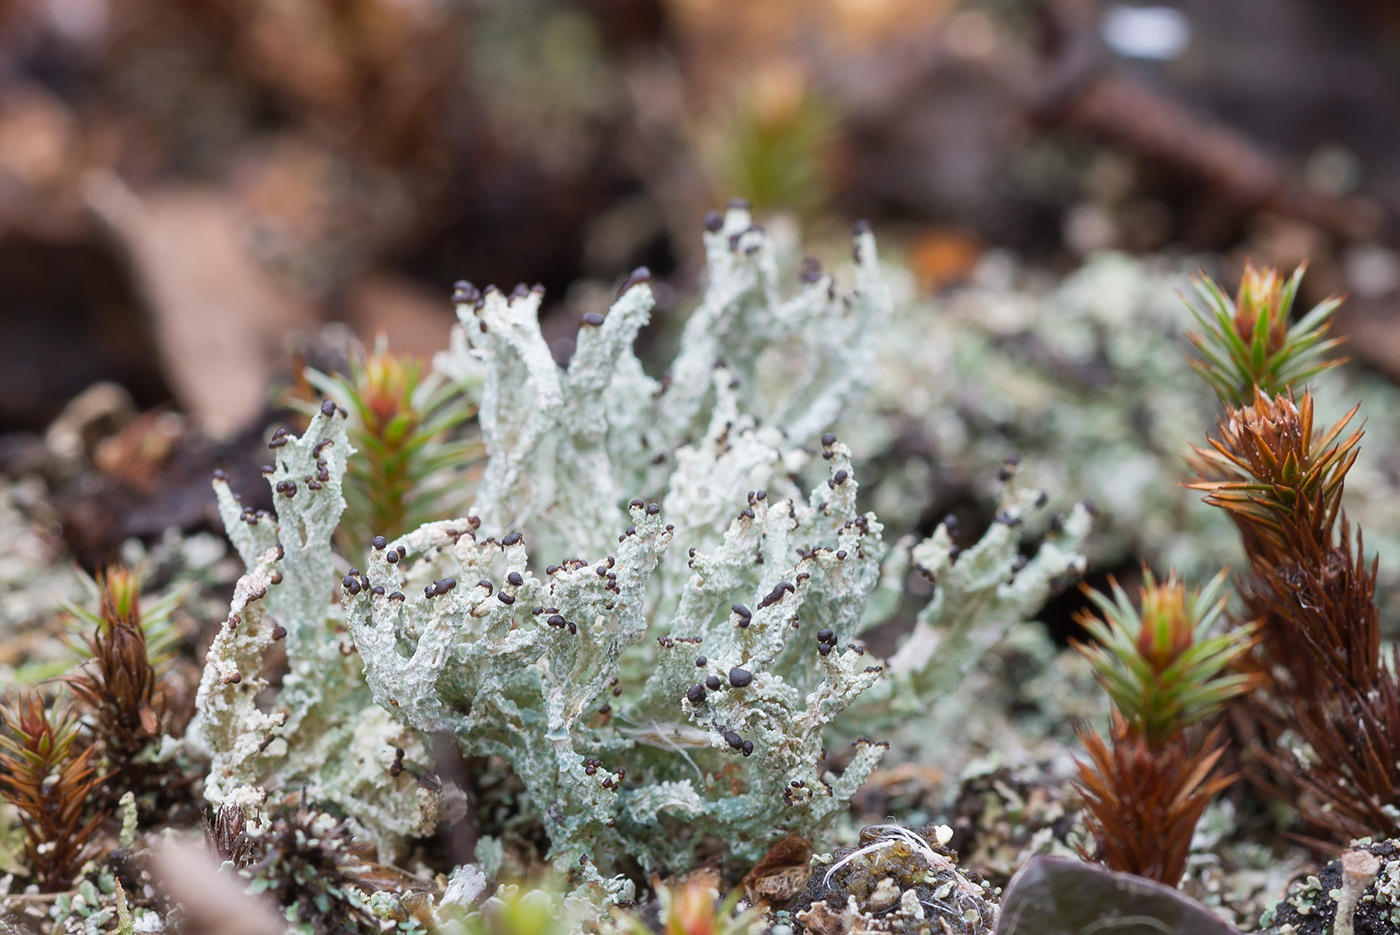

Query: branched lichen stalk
[194,207,1090,906]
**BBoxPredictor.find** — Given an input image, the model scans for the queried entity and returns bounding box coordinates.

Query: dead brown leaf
[85,175,314,435]
[741,833,811,908]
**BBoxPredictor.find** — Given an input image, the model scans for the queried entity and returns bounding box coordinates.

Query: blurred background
[1,0,1399,573]
[0,1,1396,905]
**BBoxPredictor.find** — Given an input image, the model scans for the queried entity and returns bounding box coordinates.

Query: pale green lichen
[188,404,434,855]
[344,208,1087,886]
[192,207,1089,908]
[1288,874,1323,915]
[862,251,1400,628]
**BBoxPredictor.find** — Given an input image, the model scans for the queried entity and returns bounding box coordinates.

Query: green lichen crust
[1260,839,1400,935]
[871,475,1093,728]
[345,209,1090,885]
[190,547,286,804]
[191,405,434,853]
[343,443,888,878]
[189,206,1091,906]
[436,205,892,562]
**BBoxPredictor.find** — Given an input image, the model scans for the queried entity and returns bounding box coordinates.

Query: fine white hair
[820,824,992,926]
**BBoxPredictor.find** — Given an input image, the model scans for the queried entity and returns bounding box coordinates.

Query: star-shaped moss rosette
[1187,390,1361,563]
[62,567,179,796]
[0,692,107,891]
[1073,569,1257,747]
[300,337,482,549]
[1070,569,1258,886]
[1185,262,1344,408]
[1183,264,1400,845]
